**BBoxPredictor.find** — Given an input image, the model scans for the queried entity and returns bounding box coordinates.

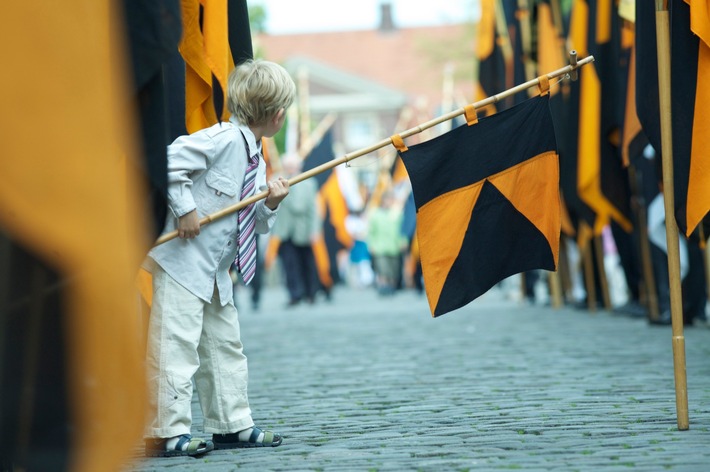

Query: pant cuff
[144,427,191,440]
[203,416,254,434]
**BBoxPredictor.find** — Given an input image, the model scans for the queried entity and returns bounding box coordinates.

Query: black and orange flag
[123,0,183,238]
[670,0,710,237]
[535,0,567,87]
[138,0,253,307]
[400,95,560,317]
[1,1,150,470]
[475,0,513,111]
[568,0,632,235]
[303,130,354,286]
[636,0,710,237]
[535,0,585,238]
[180,0,237,132]
[620,19,648,168]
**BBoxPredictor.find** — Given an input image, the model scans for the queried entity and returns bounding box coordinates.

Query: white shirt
[647,193,688,279]
[148,117,278,305]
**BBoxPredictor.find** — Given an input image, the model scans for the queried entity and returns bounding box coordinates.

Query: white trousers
[145,265,254,438]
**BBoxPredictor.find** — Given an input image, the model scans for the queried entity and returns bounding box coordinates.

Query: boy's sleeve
[254,162,278,233]
[166,132,215,217]
[255,198,278,234]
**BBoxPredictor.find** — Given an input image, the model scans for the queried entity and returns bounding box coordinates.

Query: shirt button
[227,241,232,246]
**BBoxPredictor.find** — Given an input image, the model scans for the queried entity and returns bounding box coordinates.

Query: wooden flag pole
[369,106,416,211]
[655,0,689,431]
[548,268,563,308]
[516,0,537,92]
[154,54,596,246]
[297,65,311,150]
[628,165,660,321]
[439,62,456,134]
[593,235,612,310]
[298,112,337,159]
[581,232,598,312]
[495,0,515,89]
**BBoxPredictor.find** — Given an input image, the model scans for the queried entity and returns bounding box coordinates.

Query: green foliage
[248,4,267,34]
[272,114,288,154]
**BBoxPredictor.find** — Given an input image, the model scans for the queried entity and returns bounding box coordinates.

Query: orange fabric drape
[0,1,150,470]
[179,0,234,133]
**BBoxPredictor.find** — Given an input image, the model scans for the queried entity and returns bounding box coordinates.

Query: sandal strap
[248,426,263,444]
[173,434,208,453]
[174,434,192,451]
[246,426,279,445]
[186,438,207,453]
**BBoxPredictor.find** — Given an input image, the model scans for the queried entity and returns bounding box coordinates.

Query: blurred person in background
[271,154,322,306]
[367,192,408,296]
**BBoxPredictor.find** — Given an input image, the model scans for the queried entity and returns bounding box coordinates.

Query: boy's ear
[274,108,286,123]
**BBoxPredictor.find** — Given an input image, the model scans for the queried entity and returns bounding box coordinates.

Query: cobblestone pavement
[123,282,710,472]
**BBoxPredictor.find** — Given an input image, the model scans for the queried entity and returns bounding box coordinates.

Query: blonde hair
[226,59,296,126]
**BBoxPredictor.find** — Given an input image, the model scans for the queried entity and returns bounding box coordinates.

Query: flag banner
[636,0,710,236]
[550,73,597,239]
[180,0,237,132]
[401,96,560,317]
[510,0,531,95]
[556,61,597,236]
[180,0,218,132]
[122,0,183,237]
[536,0,567,94]
[228,0,254,65]
[476,0,505,100]
[475,0,531,111]
[311,233,334,288]
[304,129,336,186]
[476,0,513,111]
[592,0,633,232]
[620,33,648,167]
[569,0,632,234]
[391,155,410,186]
[1,1,150,470]
[316,170,354,286]
[549,1,599,241]
[304,130,353,285]
[138,0,254,307]
[670,0,710,236]
[634,0,661,153]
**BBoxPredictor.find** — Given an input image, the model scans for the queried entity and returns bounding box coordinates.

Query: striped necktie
[236,153,259,285]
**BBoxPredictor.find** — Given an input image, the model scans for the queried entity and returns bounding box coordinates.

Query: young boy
[144,59,296,457]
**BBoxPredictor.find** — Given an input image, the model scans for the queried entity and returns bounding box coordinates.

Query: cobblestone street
[124,283,710,471]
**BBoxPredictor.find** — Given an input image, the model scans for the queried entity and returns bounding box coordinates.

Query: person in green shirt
[367,192,408,295]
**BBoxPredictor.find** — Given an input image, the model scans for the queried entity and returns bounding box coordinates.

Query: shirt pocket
[198,170,238,215]
[205,170,238,197]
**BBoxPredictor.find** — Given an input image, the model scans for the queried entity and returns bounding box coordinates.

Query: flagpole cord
[154,54,595,247]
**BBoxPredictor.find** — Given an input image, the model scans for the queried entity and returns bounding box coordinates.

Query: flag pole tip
[569,50,579,81]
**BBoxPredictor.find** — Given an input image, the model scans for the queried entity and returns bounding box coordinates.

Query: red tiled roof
[255,25,474,111]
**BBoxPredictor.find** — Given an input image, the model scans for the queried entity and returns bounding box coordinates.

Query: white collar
[229,116,262,158]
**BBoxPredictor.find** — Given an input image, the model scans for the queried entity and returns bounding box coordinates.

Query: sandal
[213,426,283,449]
[145,434,214,457]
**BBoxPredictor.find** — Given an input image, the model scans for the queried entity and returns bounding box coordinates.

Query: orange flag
[0,1,150,470]
[180,0,235,133]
